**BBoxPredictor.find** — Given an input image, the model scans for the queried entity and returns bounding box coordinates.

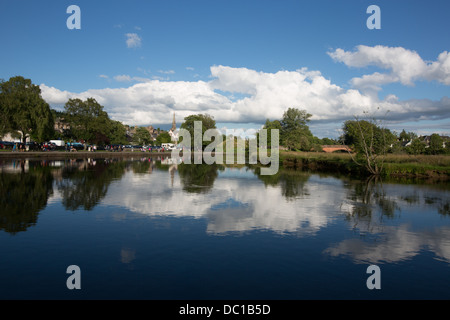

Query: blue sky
[1,0,450,138]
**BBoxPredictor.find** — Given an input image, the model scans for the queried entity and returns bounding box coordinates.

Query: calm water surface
[0,157,449,299]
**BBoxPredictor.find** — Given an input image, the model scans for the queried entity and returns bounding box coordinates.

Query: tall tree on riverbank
[64,98,111,145]
[108,120,128,145]
[427,134,445,155]
[156,131,172,145]
[0,76,54,143]
[342,112,396,175]
[180,113,217,150]
[258,119,282,148]
[134,126,152,145]
[280,108,313,151]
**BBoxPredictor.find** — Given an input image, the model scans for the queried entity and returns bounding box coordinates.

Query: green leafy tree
[156,131,172,145]
[258,119,282,148]
[0,76,54,143]
[0,78,8,137]
[134,127,152,145]
[427,134,444,155]
[64,98,111,144]
[342,119,395,155]
[108,120,128,145]
[283,129,312,151]
[320,137,338,145]
[399,129,409,142]
[180,114,217,150]
[280,108,313,151]
[401,130,417,142]
[406,139,426,155]
[342,115,396,175]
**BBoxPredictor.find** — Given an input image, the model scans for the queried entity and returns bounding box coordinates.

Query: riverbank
[280,151,450,180]
[0,150,172,160]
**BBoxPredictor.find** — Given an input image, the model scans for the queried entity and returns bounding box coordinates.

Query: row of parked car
[0,141,59,151]
[0,141,14,149]
[0,141,177,152]
[65,144,170,152]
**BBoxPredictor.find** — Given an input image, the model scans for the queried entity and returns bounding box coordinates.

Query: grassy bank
[280,151,450,179]
[0,150,172,159]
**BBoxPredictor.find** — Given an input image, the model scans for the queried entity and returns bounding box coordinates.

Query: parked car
[67,142,85,151]
[26,141,40,151]
[0,141,14,149]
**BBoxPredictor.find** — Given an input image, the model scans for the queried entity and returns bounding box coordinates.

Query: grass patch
[279,151,450,179]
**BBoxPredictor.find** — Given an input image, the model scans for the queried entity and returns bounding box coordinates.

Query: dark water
[0,157,449,299]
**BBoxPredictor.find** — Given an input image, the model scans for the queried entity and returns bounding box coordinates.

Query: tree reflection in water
[253,166,310,200]
[57,159,127,211]
[342,176,400,234]
[0,161,53,234]
[177,162,223,194]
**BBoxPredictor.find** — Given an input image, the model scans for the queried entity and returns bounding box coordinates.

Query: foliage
[427,133,445,155]
[180,113,217,150]
[318,137,339,145]
[280,108,313,151]
[399,129,417,142]
[341,113,396,175]
[406,139,426,155]
[134,127,152,145]
[64,98,112,145]
[0,76,54,143]
[156,131,172,145]
[108,120,128,145]
[342,119,396,155]
[257,119,282,148]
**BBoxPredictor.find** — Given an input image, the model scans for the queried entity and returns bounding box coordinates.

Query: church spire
[171,112,176,131]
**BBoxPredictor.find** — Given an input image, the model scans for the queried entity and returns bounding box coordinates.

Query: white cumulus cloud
[39,48,450,137]
[328,45,450,87]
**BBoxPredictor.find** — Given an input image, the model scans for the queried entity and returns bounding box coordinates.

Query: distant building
[418,135,449,148]
[54,117,70,133]
[145,125,159,142]
[168,112,178,143]
[1,131,24,143]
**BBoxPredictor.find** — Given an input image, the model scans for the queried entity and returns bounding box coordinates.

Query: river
[0,157,449,299]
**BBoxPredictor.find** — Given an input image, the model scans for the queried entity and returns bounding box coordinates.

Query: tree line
[260,107,449,156]
[0,76,173,146]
